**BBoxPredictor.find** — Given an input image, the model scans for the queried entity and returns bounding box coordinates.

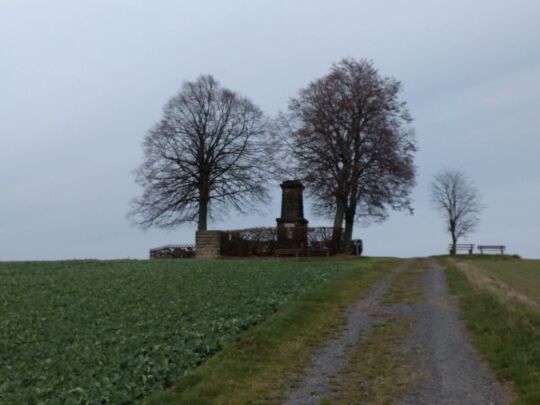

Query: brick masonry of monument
[195,230,221,258]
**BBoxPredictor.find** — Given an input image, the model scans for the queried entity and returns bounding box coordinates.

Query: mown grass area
[0,258,387,403]
[144,258,399,404]
[444,259,540,404]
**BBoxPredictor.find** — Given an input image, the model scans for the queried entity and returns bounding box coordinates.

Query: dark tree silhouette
[430,169,483,254]
[286,58,416,249]
[130,75,275,231]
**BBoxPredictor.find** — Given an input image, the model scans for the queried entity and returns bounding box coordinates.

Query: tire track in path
[282,261,410,405]
[399,259,507,405]
[282,259,509,404]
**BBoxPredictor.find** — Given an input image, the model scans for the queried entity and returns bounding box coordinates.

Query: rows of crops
[0,259,357,403]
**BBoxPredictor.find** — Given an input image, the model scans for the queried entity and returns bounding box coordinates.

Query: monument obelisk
[276,180,308,251]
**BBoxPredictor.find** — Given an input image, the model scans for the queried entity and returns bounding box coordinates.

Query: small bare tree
[430,169,483,254]
[130,75,275,231]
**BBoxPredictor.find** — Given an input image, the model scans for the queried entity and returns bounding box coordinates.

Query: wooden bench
[448,244,474,254]
[478,245,506,255]
[275,248,302,257]
[307,248,330,257]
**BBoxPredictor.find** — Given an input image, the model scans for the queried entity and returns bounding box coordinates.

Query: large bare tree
[130,75,275,231]
[286,58,416,249]
[430,169,483,254]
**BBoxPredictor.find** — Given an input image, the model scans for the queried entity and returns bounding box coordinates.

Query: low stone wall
[149,244,195,259]
[195,231,222,258]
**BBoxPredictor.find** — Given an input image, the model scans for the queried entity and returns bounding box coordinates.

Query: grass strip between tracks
[321,318,418,404]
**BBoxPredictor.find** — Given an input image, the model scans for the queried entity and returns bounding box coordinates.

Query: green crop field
[0,258,372,403]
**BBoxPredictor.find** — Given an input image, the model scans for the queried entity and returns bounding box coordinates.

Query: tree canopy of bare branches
[430,169,483,253]
[130,75,275,231]
[286,58,417,248]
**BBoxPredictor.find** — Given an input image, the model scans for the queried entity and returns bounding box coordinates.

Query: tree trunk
[450,233,457,255]
[449,219,457,255]
[332,196,345,251]
[344,208,355,254]
[198,185,209,231]
[198,201,208,231]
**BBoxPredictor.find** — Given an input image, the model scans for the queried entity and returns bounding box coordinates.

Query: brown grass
[453,260,540,312]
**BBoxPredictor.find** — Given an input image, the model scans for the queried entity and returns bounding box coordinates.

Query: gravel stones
[283,259,508,405]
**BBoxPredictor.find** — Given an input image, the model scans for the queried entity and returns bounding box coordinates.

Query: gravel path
[282,258,508,405]
[398,258,507,405]
[282,261,410,405]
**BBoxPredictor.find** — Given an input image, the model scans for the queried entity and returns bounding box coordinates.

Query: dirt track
[283,258,508,404]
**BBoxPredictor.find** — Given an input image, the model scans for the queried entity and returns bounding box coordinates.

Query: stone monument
[276,180,308,250]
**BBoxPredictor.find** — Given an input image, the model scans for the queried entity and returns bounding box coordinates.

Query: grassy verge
[444,260,540,404]
[143,259,399,404]
[321,318,419,404]
[455,258,540,309]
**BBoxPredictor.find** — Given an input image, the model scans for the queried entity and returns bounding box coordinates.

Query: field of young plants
[0,258,361,403]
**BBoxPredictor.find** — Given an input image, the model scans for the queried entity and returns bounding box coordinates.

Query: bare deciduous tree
[286,58,417,249]
[430,169,483,254]
[130,75,275,231]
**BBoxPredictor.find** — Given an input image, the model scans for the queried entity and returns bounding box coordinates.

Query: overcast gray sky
[1,0,539,260]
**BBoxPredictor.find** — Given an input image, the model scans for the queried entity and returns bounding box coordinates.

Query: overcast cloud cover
[1,0,539,260]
